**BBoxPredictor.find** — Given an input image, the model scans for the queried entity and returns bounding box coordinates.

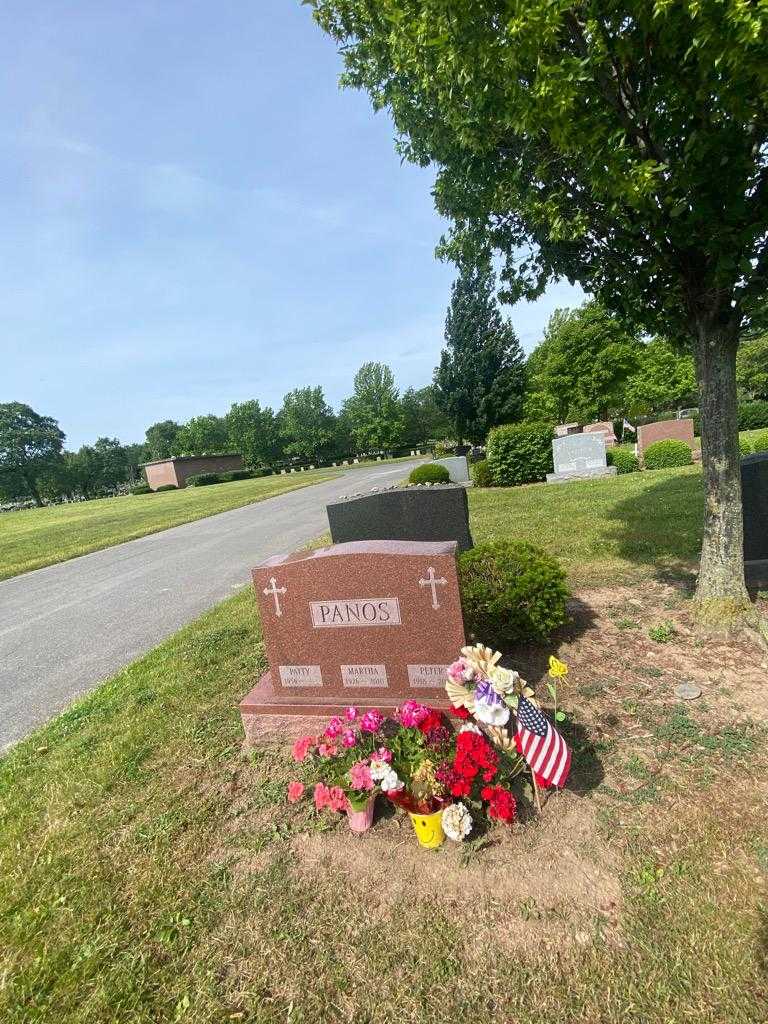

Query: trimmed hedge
[607,445,640,474]
[471,459,493,488]
[739,436,754,457]
[409,463,450,485]
[738,401,768,431]
[643,439,693,469]
[130,483,152,495]
[486,421,554,486]
[750,430,768,453]
[186,473,221,487]
[155,484,178,492]
[459,541,569,646]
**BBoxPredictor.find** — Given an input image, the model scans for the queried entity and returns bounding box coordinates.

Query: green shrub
[186,472,221,487]
[607,445,640,474]
[459,541,569,645]
[486,421,554,486]
[218,469,254,482]
[432,440,454,458]
[409,463,450,485]
[750,430,768,453]
[738,401,768,431]
[643,439,693,469]
[130,483,152,495]
[155,484,178,492]
[471,459,493,488]
[739,436,754,457]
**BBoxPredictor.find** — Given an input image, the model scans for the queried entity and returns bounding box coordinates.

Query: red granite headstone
[239,540,466,741]
[583,421,617,447]
[637,418,694,458]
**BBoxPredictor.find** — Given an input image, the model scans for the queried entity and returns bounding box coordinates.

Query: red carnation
[481,785,517,824]
[418,709,445,735]
[449,705,470,720]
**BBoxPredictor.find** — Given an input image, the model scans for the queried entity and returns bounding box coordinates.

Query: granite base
[239,671,451,746]
[546,466,617,484]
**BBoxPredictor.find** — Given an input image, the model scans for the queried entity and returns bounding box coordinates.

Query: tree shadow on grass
[603,469,704,590]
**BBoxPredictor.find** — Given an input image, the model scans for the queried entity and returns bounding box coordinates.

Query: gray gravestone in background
[326,484,474,551]
[742,454,768,580]
[546,433,617,484]
[431,456,470,483]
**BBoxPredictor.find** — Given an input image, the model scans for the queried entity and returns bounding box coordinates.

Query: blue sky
[1,0,583,448]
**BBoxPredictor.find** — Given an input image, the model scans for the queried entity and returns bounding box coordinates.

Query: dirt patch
[290,790,621,953]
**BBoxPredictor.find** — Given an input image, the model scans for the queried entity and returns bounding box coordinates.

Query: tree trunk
[692,321,751,625]
[22,468,44,507]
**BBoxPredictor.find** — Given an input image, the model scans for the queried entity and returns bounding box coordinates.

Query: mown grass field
[1,463,765,1023]
[471,463,703,587]
[0,470,338,581]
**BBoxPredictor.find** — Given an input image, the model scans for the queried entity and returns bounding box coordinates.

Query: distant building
[140,454,244,490]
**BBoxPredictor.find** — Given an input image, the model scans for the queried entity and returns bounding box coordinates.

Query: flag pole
[531,771,542,813]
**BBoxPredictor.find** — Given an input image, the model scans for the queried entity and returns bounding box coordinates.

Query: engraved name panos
[341,664,389,688]
[407,664,448,688]
[278,665,323,687]
[310,598,401,628]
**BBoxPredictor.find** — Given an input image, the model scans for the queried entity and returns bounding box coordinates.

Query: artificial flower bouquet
[445,645,572,801]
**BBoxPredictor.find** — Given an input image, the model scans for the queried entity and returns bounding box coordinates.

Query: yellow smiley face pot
[408,809,446,849]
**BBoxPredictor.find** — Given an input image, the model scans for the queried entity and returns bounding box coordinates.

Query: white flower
[442,802,473,841]
[473,698,510,727]
[369,759,390,781]
[380,769,404,793]
[489,666,519,695]
[462,666,476,682]
[459,722,482,735]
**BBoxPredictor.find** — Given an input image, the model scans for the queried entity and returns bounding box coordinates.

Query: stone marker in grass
[239,539,465,741]
[546,433,617,484]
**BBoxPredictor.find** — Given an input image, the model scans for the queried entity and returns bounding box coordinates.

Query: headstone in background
[431,455,470,483]
[637,418,694,459]
[240,540,465,741]
[583,421,618,447]
[742,453,768,584]
[546,433,617,484]
[326,483,473,551]
[554,422,581,438]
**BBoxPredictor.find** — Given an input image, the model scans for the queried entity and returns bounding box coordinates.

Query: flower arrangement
[445,645,573,804]
[286,697,527,846]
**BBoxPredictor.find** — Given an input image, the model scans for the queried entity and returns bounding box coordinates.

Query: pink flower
[360,709,384,733]
[328,786,348,812]
[399,700,429,728]
[318,742,338,758]
[349,761,374,791]
[375,746,392,763]
[341,729,357,748]
[324,716,343,739]
[344,706,359,721]
[287,781,305,803]
[447,658,473,683]
[313,783,331,810]
[291,735,314,762]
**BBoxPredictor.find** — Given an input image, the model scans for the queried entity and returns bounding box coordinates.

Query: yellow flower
[548,655,568,678]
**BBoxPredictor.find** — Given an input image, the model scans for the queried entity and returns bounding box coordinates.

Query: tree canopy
[342,362,404,451]
[0,402,65,507]
[280,386,337,463]
[434,263,526,443]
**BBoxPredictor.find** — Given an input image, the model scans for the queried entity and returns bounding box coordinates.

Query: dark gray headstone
[326,484,474,552]
[742,453,768,562]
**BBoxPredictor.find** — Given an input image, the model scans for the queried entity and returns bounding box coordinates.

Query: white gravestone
[431,456,470,484]
[546,434,617,484]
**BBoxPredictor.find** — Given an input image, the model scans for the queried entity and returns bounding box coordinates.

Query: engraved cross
[419,566,447,610]
[263,576,287,617]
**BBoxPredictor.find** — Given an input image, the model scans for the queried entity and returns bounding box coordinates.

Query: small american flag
[514,694,571,789]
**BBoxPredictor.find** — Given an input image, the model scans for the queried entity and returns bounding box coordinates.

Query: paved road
[0,462,421,751]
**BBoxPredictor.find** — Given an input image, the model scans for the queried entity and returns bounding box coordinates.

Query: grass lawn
[470,464,703,588]
[0,470,338,582]
[1,464,766,1023]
